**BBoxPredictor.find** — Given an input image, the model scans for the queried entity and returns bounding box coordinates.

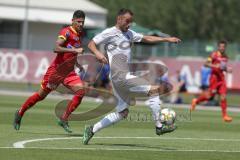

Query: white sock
[92,112,123,133]
[145,95,163,128]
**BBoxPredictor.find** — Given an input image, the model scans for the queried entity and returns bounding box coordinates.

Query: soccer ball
[160,108,176,125]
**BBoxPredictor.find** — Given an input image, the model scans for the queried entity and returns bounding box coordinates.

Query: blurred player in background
[94,64,111,90]
[83,8,181,145]
[170,70,187,104]
[191,40,233,122]
[14,10,86,133]
[200,65,211,91]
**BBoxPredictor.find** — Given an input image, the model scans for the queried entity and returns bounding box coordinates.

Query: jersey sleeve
[207,52,216,62]
[208,52,221,71]
[129,29,143,42]
[207,56,212,62]
[58,28,70,41]
[93,29,113,45]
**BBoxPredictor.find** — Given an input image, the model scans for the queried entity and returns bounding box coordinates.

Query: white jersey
[93,26,147,112]
[93,26,143,66]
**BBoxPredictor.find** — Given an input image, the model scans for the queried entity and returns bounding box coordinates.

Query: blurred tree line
[91,0,240,42]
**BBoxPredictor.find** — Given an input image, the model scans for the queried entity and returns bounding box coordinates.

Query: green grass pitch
[0,94,240,160]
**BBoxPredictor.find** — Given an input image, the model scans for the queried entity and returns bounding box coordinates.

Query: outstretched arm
[88,40,108,64]
[141,35,181,44]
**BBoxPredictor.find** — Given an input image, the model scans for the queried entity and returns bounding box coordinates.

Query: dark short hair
[73,10,85,19]
[117,8,133,16]
[218,40,227,46]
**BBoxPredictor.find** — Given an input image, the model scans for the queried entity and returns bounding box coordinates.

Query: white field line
[12,136,240,149]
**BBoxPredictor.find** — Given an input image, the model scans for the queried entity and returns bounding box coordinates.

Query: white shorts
[112,83,151,112]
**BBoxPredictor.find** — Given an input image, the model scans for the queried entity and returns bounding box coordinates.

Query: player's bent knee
[39,95,46,100]
[37,89,49,100]
[70,83,85,93]
[206,91,214,99]
[75,88,85,97]
[119,109,129,119]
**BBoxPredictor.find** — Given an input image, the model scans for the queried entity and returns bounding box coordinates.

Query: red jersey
[208,51,228,81]
[52,26,83,67]
[41,26,83,91]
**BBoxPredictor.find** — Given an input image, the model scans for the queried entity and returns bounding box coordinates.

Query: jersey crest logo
[65,31,70,38]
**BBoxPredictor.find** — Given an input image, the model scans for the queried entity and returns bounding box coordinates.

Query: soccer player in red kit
[13,10,86,132]
[191,40,233,122]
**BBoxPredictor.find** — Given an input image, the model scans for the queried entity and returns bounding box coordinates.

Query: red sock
[220,99,227,117]
[196,95,209,104]
[61,90,85,121]
[19,93,44,116]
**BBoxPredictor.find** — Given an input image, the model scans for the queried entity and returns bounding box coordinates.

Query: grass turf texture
[0,94,240,160]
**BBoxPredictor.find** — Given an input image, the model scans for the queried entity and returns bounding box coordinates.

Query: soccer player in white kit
[83,8,181,145]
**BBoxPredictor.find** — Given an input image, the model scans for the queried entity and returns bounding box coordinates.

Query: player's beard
[76,27,83,33]
[73,24,83,33]
[78,26,83,32]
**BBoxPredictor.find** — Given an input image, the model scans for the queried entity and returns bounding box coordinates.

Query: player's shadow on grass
[94,143,177,150]
[19,131,83,137]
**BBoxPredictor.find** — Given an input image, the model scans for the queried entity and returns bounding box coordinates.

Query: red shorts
[41,66,83,92]
[209,74,226,95]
